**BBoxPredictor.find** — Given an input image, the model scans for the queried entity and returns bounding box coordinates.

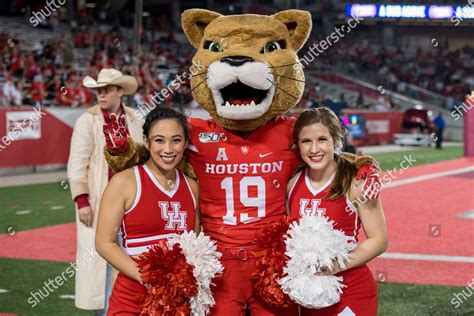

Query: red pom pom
[251,217,296,307]
[136,240,198,315]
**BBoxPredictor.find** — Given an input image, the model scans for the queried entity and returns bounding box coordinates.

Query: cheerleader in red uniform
[95,107,200,315]
[287,108,388,316]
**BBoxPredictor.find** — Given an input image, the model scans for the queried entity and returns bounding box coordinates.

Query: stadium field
[370,145,465,171]
[0,256,471,315]
[0,145,472,315]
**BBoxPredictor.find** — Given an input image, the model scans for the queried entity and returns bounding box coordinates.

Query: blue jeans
[96,233,123,315]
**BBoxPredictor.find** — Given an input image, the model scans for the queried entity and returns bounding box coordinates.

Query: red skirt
[107,272,146,315]
[301,265,378,316]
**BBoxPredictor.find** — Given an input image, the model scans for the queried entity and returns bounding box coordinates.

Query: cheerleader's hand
[356,162,382,200]
[138,273,151,289]
[314,260,347,276]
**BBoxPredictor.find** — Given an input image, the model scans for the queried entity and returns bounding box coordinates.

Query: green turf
[378,281,474,315]
[0,257,93,315]
[0,256,472,315]
[371,146,464,171]
[0,182,75,233]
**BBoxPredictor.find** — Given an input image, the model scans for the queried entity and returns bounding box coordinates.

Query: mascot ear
[272,10,312,51]
[182,9,222,49]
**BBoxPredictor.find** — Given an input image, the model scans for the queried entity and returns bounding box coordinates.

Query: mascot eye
[262,40,286,53]
[204,41,223,52]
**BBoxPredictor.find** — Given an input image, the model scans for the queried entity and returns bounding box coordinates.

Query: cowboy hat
[83,68,138,95]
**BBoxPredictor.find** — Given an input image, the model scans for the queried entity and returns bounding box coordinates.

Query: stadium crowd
[1,16,473,111]
[301,36,474,109]
[0,19,194,109]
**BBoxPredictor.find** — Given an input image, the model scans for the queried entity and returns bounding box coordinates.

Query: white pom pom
[278,216,356,309]
[168,231,224,315]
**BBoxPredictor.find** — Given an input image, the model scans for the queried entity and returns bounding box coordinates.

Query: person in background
[133,86,146,108]
[375,94,392,112]
[29,74,46,107]
[2,76,16,106]
[356,92,364,108]
[433,111,445,149]
[11,80,23,106]
[67,68,144,315]
[338,93,348,109]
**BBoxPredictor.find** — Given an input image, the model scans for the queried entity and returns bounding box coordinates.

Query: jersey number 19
[221,176,266,225]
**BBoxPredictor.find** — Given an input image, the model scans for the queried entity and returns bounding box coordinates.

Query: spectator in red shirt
[30,74,46,107]
[10,49,24,77]
[25,55,40,79]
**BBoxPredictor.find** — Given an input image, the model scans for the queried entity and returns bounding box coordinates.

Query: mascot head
[182,9,312,131]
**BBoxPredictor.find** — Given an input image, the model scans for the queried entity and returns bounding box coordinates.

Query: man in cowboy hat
[67,68,144,314]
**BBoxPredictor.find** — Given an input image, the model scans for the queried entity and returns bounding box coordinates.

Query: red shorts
[211,246,298,316]
[107,272,146,315]
[301,265,378,316]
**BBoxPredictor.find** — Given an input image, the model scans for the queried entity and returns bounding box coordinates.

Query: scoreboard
[346,3,474,23]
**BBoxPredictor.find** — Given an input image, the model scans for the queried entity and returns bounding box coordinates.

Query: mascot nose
[221,56,254,67]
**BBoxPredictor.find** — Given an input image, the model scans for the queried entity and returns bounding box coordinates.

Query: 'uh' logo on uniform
[299,199,326,217]
[159,201,187,230]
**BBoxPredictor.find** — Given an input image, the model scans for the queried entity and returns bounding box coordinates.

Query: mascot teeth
[224,100,258,107]
[208,61,275,120]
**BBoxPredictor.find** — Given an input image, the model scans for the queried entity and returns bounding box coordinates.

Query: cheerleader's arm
[95,169,142,283]
[344,179,388,271]
[185,175,201,234]
[285,174,299,216]
[320,180,388,276]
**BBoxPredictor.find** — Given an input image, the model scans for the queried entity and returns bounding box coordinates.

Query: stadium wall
[0,107,210,173]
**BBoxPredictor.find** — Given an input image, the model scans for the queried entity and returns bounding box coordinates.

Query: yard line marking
[15,210,32,215]
[458,210,474,220]
[0,289,9,293]
[385,166,474,188]
[59,294,75,299]
[379,252,474,263]
[50,205,64,210]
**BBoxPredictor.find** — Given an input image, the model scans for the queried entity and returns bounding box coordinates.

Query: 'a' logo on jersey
[159,201,187,230]
[299,199,326,217]
[199,133,224,143]
[216,148,228,161]
[241,146,250,156]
